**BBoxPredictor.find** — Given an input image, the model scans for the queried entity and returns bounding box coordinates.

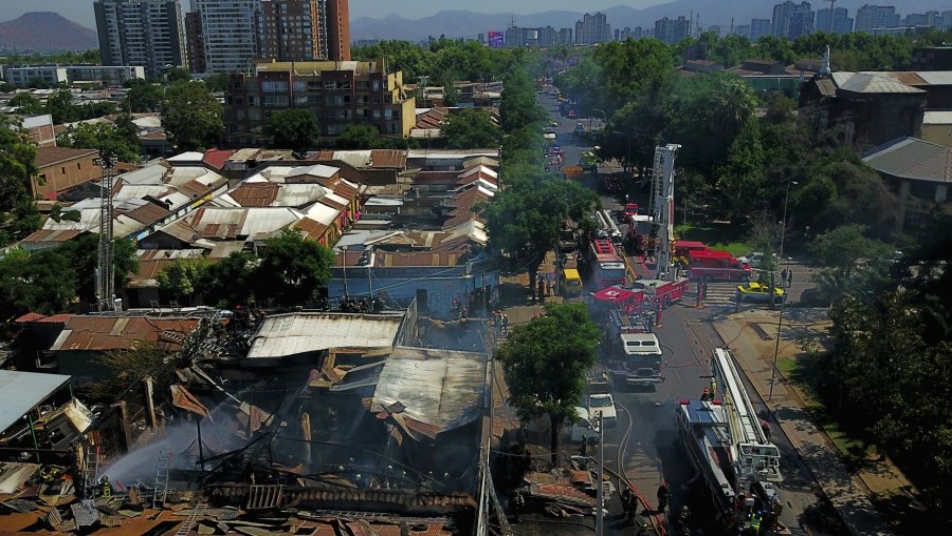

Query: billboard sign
[488,31,504,49]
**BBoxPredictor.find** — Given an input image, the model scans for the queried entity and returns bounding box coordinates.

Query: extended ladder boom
[711,348,783,484]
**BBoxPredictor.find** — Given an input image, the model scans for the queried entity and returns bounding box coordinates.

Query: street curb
[711,318,895,536]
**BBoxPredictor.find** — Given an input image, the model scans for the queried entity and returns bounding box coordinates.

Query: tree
[0,116,41,246]
[251,229,336,306]
[203,73,230,93]
[157,258,210,305]
[496,303,601,467]
[717,120,766,225]
[0,248,77,320]
[202,251,256,308]
[337,123,384,149]
[499,70,546,133]
[809,224,894,303]
[164,67,192,83]
[57,122,141,163]
[441,109,503,149]
[264,108,321,153]
[45,88,77,124]
[60,234,139,306]
[124,79,164,112]
[591,38,677,113]
[161,81,223,150]
[481,172,599,300]
[8,93,44,115]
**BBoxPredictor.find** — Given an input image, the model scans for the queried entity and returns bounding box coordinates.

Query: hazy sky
[6,0,670,29]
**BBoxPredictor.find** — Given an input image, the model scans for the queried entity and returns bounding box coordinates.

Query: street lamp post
[768,181,798,401]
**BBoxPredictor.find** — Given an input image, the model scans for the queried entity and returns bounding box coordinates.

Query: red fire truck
[673,240,710,267]
[687,250,752,282]
[588,239,628,288]
[630,278,692,308]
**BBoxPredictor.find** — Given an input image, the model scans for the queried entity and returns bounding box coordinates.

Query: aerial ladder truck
[710,347,784,533]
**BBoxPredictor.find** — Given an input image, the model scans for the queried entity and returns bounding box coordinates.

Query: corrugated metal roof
[371,346,487,435]
[286,163,339,180]
[459,165,498,179]
[863,137,952,183]
[0,370,71,433]
[915,71,952,85]
[21,228,83,245]
[117,164,168,185]
[166,151,205,162]
[304,202,340,226]
[246,312,405,359]
[860,71,927,85]
[836,72,925,94]
[240,207,303,238]
[923,111,952,124]
[50,316,200,352]
[228,183,280,207]
[406,149,500,160]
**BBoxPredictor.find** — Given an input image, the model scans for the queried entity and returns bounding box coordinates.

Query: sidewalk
[714,310,897,536]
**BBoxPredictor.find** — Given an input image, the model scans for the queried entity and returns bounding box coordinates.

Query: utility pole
[95,154,116,312]
[595,411,605,536]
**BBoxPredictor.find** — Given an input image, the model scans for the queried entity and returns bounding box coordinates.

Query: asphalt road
[539,90,829,535]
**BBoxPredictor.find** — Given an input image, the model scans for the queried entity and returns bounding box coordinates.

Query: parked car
[798,287,832,307]
[736,282,786,304]
[588,393,617,427]
[566,406,600,443]
[737,251,779,269]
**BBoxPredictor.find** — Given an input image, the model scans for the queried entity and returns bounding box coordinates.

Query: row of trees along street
[476,57,604,468]
[550,31,952,519]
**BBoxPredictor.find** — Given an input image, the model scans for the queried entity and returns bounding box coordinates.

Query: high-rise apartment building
[184,11,205,73]
[324,0,351,61]
[94,0,186,77]
[195,0,260,73]
[816,7,853,34]
[654,16,691,44]
[258,0,323,61]
[854,5,900,32]
[734,25,751,39]
[505,26,572,47]
[575,13,611,44]
[904,12,939,27]
[750,19,772,41]
[772,1,814,39]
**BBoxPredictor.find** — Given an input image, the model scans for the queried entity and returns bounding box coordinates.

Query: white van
[620,333,662,356]
[566,406,600,443]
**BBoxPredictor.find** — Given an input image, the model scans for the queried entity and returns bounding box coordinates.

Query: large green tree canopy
[497,303,601,466]
[161,80,223,151]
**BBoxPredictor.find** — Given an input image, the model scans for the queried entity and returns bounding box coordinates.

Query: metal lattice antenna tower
[95,154,116,312]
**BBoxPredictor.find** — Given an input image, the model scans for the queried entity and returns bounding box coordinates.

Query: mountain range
[0,12,97,52]
[351,0,949,41]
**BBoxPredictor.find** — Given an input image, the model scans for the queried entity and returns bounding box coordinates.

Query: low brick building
[34,147,101,200]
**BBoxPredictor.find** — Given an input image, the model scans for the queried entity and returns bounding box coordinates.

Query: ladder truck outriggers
[676,348,784,533]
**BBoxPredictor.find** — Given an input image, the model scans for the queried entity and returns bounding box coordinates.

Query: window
[263,95,289,107]
[61,167,66,174]
[77,162,82,170]
[262,80,289,93]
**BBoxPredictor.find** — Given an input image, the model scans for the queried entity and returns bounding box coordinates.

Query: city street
[540,90,828,534]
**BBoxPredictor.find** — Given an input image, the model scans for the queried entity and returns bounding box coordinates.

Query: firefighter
[621,487,634,520]
[512,490,525,522]
[700,388,711,402]
[761,420,772,441]
[656,481,669,512]
[678,505,692,534]
[100,476,112,498]
[750,510,763,534]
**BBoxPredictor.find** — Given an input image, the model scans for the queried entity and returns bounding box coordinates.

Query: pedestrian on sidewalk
[786,269,793,288]
[546,277,552,297]
[502,314,509,333]
[762,420,772,440]
[780,268,788,286]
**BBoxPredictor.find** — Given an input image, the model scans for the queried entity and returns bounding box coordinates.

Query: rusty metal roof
[51,316,200,352]
[371,346,487,437]
[228,182,280,207]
